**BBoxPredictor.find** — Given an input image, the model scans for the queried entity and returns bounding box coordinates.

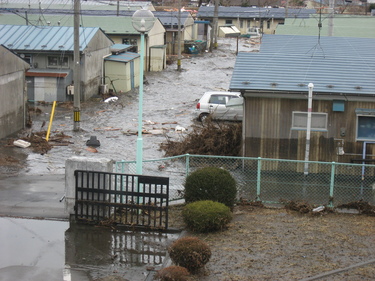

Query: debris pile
[284,200,313,213]
[160,120,242,156]
[337,200,375,216]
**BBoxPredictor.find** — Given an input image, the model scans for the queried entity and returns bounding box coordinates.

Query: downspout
[102,53,112,85]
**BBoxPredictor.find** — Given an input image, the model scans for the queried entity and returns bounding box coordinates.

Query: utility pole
[73,0,81,131]
[177,0,182,71]
[209,0,218,52]
[213,0,218,48]
[328,0,334,36]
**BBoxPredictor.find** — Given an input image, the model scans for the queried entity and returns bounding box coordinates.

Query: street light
[304,83,314,176]
[132,9,155,175]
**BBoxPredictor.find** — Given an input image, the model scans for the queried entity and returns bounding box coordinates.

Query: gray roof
[230,35,375,96]
[105,52,139,63]
[0,24,101,52]
[197,6,316,19]
[259,34,375,58]
[0,0,153,10]
[153,11,191,27]
[0,8,189,30]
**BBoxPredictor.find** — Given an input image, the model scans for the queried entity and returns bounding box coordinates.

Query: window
[357,115,375,141]
[247,20,251,28]
[240,20,244,28]
[20,54,32,65]
[47,56,69,68]
[267,20,271,29]
[291,111,328,131]
[225,19,233,25]
[209,95,227,105]
[122,38,138,46]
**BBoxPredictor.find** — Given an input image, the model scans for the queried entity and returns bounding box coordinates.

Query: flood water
[0,217,179,281]
[20,37,256,176]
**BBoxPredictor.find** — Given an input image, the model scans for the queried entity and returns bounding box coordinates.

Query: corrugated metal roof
[197,6,316,19]
[230,35,375,96]
[259,35,375,58]
[111,44,132,52]
[153,11,191,26]
[0,14,145,34]
[0,24,100,51]
[276,15,375,38]
[105,52,139,63]
[0,0,152,11]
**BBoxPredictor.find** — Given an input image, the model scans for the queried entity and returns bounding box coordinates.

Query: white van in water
[195,91,243,121]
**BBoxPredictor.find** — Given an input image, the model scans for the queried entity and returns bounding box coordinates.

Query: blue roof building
[0,24,113,102]
[229,34,375,164]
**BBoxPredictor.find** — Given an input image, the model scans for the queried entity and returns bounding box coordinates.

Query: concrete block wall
[65,156,114,216]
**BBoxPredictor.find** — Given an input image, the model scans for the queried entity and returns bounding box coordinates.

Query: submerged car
[195,91,243,121]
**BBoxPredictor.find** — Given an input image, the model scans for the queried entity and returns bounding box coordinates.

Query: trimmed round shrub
[182,200,233,233]
[154,265,190,281]
[184,167,237,208]
[168,236,211,272]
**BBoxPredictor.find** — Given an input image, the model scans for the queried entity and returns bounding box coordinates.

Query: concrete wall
[81,31,113,101]
[0,46,29,139]
[65,156,114,216]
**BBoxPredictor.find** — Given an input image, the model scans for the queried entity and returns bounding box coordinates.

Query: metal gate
[74,170,169,230]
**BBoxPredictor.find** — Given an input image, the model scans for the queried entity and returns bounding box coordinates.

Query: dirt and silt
[1,37,375,280]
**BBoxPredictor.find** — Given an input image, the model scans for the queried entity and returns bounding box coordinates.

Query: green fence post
[329,162,335,207]
[186,154,190,177]
[257,157,262,201]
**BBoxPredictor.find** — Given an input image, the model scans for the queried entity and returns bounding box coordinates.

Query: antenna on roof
[306,0,325,58]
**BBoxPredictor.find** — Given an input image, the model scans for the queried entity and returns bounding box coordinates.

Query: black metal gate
[74,170,169,230]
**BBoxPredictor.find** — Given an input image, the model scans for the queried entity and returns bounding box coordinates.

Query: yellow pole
[46,101,57,141]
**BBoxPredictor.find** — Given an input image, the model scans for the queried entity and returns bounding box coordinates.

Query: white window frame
[291,111,328,131]
[356,115,375,141]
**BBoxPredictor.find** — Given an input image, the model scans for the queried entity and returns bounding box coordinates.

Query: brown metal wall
[244,97,375,163]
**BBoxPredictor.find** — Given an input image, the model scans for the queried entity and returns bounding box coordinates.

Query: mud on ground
[167,204,375,281]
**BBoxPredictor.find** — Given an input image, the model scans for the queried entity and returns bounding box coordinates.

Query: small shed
[104,51,140,94]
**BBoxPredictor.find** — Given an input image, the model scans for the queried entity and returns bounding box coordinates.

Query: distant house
[0,25,113,102]
[0,45,30,139]
[276,15,375,38]
[153,11,197,56]
[0,10,167,72]
[229,35,375,165]
[196,6,316,37]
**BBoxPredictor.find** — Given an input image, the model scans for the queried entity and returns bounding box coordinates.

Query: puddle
[0,217,179,281]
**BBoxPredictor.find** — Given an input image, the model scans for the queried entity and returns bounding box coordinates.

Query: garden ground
[166,204,375,281]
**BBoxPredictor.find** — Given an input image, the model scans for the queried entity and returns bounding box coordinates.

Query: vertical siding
[244,97,375,163]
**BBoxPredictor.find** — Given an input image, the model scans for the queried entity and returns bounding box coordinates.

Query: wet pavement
[0,217,68,281]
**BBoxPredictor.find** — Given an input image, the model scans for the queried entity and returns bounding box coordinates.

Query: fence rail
[116,155,375,207]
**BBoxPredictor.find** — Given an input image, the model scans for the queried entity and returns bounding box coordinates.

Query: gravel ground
[167,204,375,281]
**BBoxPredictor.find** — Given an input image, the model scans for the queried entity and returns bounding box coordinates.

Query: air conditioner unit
[67,85,74,95]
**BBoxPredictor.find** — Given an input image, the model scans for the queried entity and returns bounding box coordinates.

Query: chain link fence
[116,154,375,207]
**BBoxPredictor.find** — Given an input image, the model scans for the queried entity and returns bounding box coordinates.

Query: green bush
[182,200,232,233]
[184,167,237,208]
[168,236,211,272]
[154,265,191,281]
